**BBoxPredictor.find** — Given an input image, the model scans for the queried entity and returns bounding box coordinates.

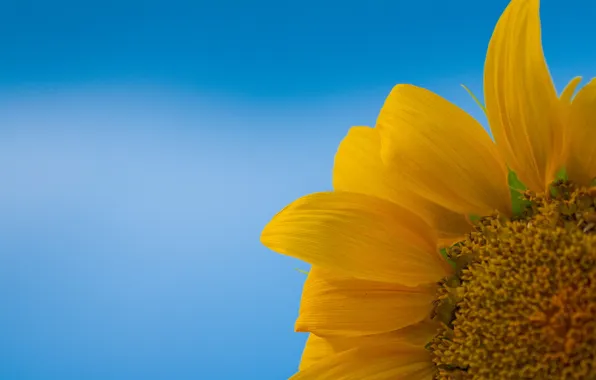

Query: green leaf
[295,268,309,275]
[508,169,531,216]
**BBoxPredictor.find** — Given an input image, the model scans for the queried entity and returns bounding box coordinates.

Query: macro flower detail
[261,0,596,378]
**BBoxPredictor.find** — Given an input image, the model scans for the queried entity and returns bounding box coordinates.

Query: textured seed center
[429,182,596,379]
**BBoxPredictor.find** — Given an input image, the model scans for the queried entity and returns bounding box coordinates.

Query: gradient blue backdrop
[0,0,594,379]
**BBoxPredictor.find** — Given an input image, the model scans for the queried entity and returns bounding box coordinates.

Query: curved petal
[333,126,472,246]
[376,84,510,217]
[293,338,434,380]
[299,321,439,371]
[295,267,436,337]
[299,334,335,371]
[560,77,582,103]
[566,79,596,186]
[484,0,562,192]
[389,319,440,347]
[261,191,451,286]
[299,322,437,373]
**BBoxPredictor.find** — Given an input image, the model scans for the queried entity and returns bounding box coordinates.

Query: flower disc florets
[430,181,596,379]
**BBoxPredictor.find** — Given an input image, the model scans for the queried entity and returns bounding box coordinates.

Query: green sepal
[461,84,487,114]
[508,169,531,216]
[468,214,480,223]
[555,167,568,181]
[550,167,569,197]
[440,248,456,269]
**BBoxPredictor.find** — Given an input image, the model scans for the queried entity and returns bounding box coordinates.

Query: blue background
[0,0,594,379]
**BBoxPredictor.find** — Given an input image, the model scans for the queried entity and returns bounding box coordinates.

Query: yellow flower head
[261,0,596,378]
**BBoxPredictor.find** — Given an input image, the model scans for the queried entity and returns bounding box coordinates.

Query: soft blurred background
[0,0,594,379]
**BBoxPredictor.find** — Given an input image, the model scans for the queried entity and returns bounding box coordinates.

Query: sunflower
[260,0,596,378]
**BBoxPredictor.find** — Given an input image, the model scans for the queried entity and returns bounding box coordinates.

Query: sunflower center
[429,181,596,379]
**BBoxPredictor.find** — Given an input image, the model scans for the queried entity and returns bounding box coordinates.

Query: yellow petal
[376,84,510,217]
[299,334,335,371]
[293,339,434,380]
[389,319,440,347]
[560,77,582,103]
[261,191,451,286]
[295,267,436,337]
[484,0,561,192]
[299,321,439,371]
[567,79,596,186]
[333,126,472,246]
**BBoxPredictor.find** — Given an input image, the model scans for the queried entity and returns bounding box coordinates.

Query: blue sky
[0,0,594,379]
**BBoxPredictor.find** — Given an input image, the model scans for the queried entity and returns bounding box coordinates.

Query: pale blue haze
[0,0,594,379]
